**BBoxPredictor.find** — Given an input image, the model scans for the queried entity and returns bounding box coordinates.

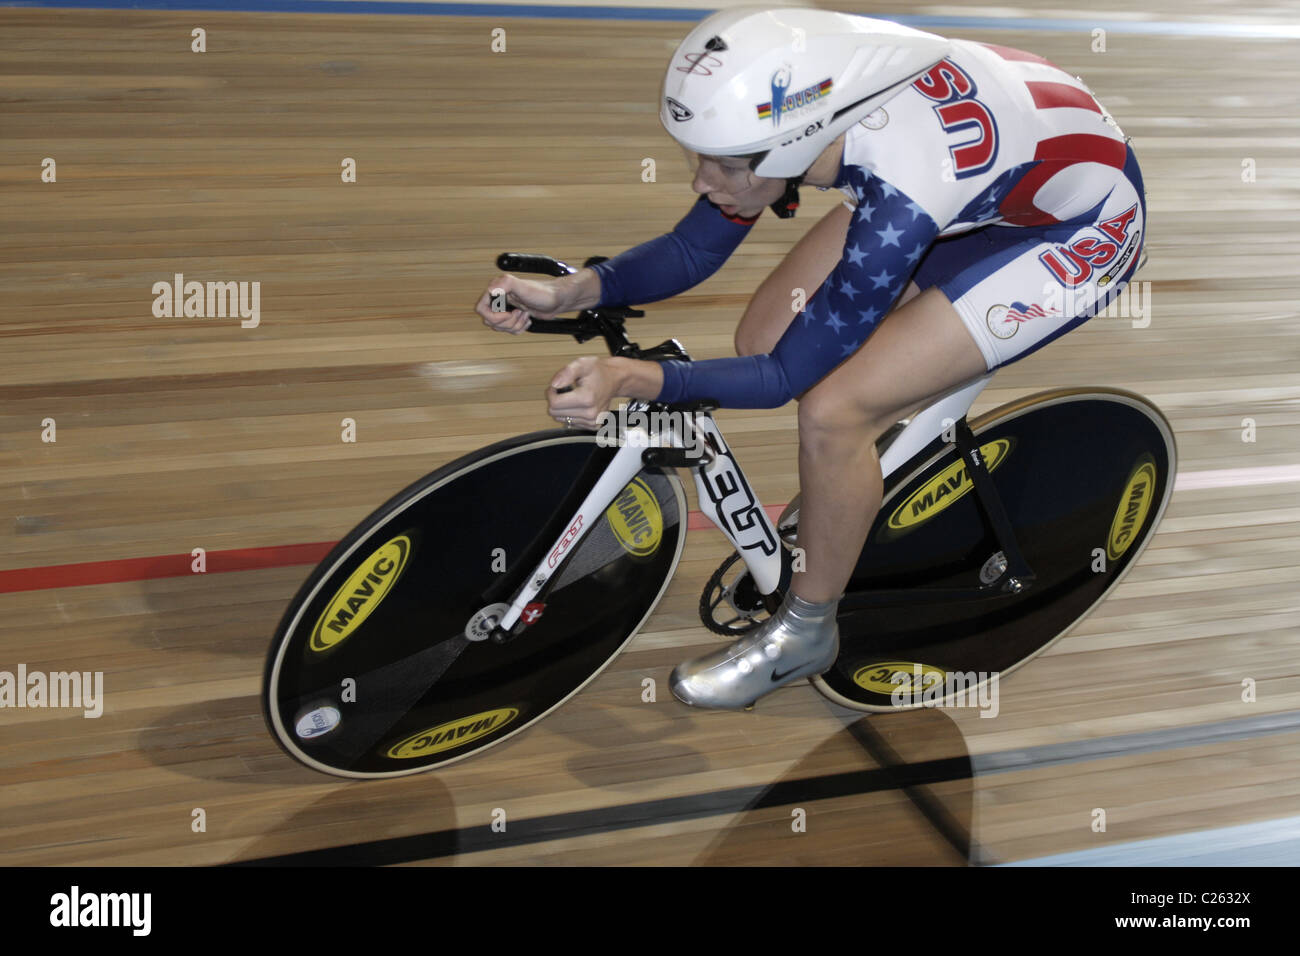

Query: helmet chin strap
[769,175,803,219]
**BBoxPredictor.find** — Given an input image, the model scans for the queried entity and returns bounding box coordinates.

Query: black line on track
[228,755,974,866]
[230,711,1300,866]
[846,720,974,865]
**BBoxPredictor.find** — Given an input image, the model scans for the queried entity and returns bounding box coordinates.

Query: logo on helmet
[665,97,693,122]
[676,51,722,76]
[756,68,832,127]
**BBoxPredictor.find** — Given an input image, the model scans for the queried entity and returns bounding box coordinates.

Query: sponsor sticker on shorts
[986,302,1060,339]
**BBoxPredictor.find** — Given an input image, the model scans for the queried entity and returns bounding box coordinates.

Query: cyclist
[474,7,1146,710]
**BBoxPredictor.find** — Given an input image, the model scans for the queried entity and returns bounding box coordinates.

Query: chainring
[699,551,773,635]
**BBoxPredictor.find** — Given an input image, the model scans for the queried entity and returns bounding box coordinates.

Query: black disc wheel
[811,388,1176,711]
[263,431,687,777]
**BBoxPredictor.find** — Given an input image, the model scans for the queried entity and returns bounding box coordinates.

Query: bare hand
[475,273,572,334]
[547,356,619,429]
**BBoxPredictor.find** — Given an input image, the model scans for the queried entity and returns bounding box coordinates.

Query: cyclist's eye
[715,163,751,185]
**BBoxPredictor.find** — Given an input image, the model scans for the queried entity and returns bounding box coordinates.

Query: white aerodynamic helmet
[661,7,951,179]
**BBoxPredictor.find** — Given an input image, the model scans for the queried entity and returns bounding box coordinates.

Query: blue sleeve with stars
[655,171,939,409]
[588,195,758,306]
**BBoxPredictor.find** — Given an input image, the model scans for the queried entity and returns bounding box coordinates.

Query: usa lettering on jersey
[911,59,998,179]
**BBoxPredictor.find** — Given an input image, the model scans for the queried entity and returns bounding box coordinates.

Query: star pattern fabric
[656,167,939,409]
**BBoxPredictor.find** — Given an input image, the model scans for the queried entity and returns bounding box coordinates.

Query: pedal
[699,551,770,636]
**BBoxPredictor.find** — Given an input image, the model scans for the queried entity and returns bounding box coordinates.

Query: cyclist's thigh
[913,167,1146,370]
[736,202,853,356]
[802,285,987,432]
[806,158,1145,426]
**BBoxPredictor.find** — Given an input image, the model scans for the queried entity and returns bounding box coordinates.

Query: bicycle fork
[484,409,786,643]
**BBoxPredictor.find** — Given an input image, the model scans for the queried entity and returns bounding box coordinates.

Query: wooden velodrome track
[2,0,1298,867]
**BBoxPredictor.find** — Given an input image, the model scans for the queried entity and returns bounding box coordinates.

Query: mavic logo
[386,709,521,759]
[310,535,412,651]
[883,439,1013,537]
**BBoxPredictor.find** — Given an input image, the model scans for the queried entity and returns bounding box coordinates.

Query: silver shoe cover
[671,592,839,710]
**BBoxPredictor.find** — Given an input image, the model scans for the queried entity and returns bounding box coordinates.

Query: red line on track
[0,542,336,594]
[0,505,789,594]
[7,463,1296,596]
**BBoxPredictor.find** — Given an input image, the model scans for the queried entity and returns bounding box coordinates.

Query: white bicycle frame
[494,373,993,635]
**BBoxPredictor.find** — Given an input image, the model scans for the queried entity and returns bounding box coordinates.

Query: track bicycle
[263,251,1176,778]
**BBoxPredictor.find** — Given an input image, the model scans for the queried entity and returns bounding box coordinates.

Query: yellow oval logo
[605,477,663,557]
[386,708,520,759]
[885,438,1012,536]
[310,535,412,652]
[1107,457,1157,560]
[853,662,947,695]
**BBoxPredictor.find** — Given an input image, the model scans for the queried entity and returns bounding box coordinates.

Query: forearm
[589,196,756,306]
[655,354,795,409]
[559,267,603,313]
[609,356,665,402]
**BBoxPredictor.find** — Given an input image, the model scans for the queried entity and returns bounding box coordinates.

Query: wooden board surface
[1,2,1298,866]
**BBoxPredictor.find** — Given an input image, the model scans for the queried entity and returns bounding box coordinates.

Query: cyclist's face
[687,151,786,217]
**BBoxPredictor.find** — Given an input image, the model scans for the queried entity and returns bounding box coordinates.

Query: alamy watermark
[890,666,1000,718]
[594,405,708,460]
[1,665,103,718]
[151,273,260,328]
[50,886,150,935]
[1045,279,1152,328]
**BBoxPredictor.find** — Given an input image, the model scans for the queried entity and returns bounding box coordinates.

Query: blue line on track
[4,1,1300,40]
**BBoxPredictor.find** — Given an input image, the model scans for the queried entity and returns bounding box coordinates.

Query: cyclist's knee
[798,379,897,444]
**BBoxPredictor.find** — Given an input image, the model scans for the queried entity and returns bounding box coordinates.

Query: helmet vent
[704,36,728,52]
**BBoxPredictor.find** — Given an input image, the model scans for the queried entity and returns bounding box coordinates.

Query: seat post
[878,373,994,482]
